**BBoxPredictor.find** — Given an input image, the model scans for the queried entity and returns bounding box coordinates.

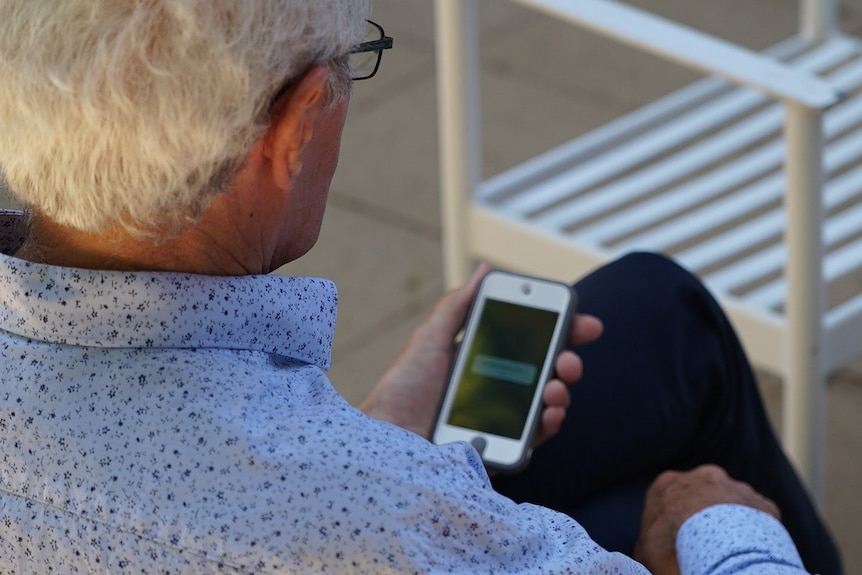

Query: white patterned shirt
[0,210,807,574]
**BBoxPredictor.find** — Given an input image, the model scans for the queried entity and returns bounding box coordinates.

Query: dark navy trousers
[492,253,843,575]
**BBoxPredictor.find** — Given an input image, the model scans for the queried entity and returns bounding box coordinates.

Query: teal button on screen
[471,354,537,386]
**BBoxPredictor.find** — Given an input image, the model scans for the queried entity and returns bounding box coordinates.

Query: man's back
[0,243,644,573]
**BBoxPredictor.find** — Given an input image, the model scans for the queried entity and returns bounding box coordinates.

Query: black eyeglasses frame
[269,20,393,107]
[349,20,394,81]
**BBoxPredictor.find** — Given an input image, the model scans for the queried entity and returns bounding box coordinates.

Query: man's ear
[264,65,331,190]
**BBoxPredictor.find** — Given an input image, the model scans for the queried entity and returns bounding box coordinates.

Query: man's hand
[359,263,603,445]
[634,464,782,575]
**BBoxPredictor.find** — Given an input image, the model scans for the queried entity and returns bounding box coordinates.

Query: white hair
[0,0,369,233]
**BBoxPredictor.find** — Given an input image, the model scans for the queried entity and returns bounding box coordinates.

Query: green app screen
[447,298,559,439]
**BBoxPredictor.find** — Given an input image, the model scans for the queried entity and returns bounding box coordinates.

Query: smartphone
[432,270,576,473]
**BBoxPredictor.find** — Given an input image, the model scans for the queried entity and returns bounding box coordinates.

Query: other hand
[359,263,603,445]
[634,464,781,575]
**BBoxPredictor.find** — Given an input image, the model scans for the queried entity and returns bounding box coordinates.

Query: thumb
[426,263,492,339]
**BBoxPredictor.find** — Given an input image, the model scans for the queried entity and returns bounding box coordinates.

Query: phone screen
[447,298,560,439]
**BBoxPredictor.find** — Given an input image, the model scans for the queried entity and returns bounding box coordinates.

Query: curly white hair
[0,0,369,233]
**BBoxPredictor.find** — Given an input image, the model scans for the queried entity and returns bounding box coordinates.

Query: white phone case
[432,270,576,473]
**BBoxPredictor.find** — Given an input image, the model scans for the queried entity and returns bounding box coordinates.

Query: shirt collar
[0,210,337,369]
[0,209,26,255]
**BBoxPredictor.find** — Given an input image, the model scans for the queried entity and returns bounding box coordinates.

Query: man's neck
[14,215,261,276]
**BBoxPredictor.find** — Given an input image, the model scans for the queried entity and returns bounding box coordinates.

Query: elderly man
[0,1,842,573]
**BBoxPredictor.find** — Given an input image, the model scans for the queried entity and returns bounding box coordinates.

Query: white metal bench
[435,0,859,499]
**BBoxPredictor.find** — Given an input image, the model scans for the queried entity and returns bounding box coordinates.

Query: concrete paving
[1,0,859,570]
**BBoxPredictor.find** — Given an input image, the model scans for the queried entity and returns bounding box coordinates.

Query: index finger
[570,313,603,347]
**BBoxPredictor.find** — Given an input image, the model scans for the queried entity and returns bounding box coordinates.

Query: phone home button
[469,436,487,456]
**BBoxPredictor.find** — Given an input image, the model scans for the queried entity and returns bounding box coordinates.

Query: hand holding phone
[431,270,576,473]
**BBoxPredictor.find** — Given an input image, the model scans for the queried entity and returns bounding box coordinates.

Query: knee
[611,252,705,297]
[576,251,719,323]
